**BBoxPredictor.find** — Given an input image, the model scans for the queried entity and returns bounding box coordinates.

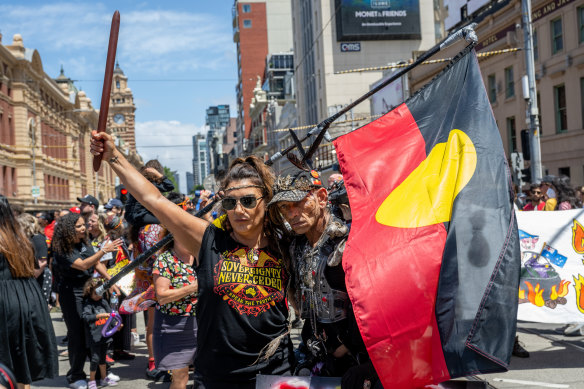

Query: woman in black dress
[0,195,58,388]
[91,132,293,389]
[52,213,122,388]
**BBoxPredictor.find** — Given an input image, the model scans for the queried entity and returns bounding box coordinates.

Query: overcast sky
[0,1,237,193]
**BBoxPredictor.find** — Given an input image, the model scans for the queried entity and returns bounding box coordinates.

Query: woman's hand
[96,313,110,319]
[109,284,121,297]
[90,130,116,162]
[102,238,123,254]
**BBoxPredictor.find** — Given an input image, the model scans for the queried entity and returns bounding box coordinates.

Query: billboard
[335,0,421,41]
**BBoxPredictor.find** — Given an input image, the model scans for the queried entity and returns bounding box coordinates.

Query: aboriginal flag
[333,47,521,388]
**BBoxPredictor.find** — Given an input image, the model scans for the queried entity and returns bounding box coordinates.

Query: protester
[82,278,121,389]
[87,213,107,248]
[105,198,124,216]
[78,195,99,221]
[101,214,135,361]
[522,184,545,211]
[91,131,292,389]
[575,185,584,208]
[553,176,579,210]
[539,176,558,211]
[0,195,58,388]
[52,213,122,389]
[17,213,52,305]
[268,170,379,388]
[123,162,171,380]
[152,227,198,389]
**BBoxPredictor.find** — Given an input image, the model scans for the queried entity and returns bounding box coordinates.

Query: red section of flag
[333,103,450,388]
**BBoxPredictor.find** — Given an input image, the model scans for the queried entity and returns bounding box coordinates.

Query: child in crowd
[82,278,121,388]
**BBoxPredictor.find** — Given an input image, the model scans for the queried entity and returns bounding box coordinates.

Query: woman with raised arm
[91,132,292,389]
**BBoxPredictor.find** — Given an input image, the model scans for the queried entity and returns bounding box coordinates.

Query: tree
[163,166,179,193]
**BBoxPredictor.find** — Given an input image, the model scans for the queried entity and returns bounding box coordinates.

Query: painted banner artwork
[517,208,584,323]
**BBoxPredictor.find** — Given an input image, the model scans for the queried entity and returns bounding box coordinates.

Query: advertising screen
[336,0,421,41]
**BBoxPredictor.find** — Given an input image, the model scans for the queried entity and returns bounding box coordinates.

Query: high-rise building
[232,0,293,154]
[206,105,231,130]
[291,0,440,139]
[192,133,208,186]
[108,63,137,152]
[186,171,195,194]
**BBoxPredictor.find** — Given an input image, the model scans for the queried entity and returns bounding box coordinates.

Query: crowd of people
[3,128,583,389]
[516,176,584,211]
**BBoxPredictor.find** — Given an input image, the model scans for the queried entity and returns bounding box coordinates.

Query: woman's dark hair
[83,277,105,298]
[0,195,35,278]
[52,213,87,256]
[218,156,290,259]
[554,176,579,209]
[140,159,165,184]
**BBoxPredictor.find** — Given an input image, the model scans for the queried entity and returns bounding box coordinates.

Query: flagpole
[266,23,478,166]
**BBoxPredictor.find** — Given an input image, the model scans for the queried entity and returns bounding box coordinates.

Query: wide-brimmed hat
[268,170,323,206]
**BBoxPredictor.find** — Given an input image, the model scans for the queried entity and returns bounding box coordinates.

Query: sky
[0,1,238,193]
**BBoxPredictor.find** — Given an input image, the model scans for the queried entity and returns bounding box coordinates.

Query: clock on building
[114,113,125,124]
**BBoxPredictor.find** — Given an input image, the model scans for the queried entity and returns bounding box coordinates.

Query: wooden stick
[93,10,120,172]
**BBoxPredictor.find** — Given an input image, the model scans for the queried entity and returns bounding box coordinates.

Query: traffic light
[521,167,532,184]
[115,184,128,204]
[521,130,531,161]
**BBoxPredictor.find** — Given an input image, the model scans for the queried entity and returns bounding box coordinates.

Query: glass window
[488,74,496,103]
[507,116,517,153]
[551,17,563,54]
[242,4,251,13]
[554,84,567,133]
[579,7,584,43]
[505,66,514,98]
[533,28,538,61]
[243,19,252,28]
[558,167,570,178]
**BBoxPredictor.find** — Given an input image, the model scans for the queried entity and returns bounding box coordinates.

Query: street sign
[31,186,40,198]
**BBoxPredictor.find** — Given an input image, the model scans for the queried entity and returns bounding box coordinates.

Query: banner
[517,209,584,323]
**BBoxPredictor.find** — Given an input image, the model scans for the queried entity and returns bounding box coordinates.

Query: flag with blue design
[541,243,568,267]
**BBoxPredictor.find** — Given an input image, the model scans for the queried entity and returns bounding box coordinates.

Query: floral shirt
[152,250,197,316]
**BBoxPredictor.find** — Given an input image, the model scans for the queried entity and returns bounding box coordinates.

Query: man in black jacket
[268,170,381,389]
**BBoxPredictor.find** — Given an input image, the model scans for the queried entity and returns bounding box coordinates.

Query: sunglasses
[222,195,264,210]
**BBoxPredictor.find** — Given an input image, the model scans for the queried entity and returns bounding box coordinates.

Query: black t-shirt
[55,241,95,288]
[195,225,292,383]
[31,234,48,269]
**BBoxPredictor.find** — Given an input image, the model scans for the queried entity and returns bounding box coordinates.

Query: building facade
[108,63,138,153]
[192,133,208,186]
[0,33,120,210]
[435,0,584,186]
[289,0,442,173]
[233,0,293,155]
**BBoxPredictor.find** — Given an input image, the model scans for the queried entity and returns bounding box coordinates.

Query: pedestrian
[91,131,293,389]
[82,278,121,389]
[52,213,122,389]
[0,195,58,388]
[152,226,198,389]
